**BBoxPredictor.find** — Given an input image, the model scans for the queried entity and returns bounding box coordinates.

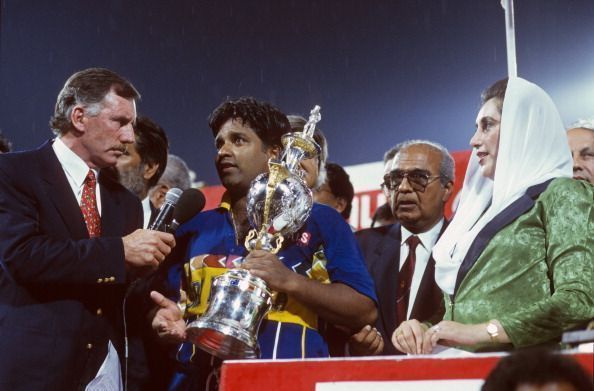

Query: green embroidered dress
[444,178,594,350]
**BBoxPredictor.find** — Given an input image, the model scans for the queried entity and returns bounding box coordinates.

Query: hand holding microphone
[123,188,206,271]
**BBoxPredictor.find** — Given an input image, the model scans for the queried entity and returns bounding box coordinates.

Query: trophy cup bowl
[246,171,313,244]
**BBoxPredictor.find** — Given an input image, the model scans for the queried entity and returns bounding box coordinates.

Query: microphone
[149,188,183,231]
[170,188,206,231]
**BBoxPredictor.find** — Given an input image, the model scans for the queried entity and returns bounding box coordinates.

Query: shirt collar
[401,218,444,250]
[52,137,96,188]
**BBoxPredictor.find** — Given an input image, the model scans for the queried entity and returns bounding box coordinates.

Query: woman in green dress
[392,77,594,354]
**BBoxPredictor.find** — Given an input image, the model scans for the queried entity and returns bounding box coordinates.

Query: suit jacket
[0,141,143,390]
[356,221,446,355]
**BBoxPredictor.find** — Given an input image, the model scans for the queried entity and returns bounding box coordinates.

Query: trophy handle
[269,236,284,255]
[244,229,257,251]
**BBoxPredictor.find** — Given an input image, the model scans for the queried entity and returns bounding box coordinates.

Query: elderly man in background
[149,154,192,209]
[567,118,594,185]
[349,140,454,355]
[115,115,169,228]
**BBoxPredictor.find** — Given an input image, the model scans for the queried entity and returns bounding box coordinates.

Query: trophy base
[186,319,259,360]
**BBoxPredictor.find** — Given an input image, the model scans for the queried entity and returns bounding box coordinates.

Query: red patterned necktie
[80,170,101,238]
[396,235,420,325]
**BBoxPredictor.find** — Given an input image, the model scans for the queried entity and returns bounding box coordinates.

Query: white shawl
[433,77,573,295]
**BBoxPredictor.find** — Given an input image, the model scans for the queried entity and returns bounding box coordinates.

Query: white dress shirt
[52,137,123,391]
[400,219,444,320]
[141,196,152,229]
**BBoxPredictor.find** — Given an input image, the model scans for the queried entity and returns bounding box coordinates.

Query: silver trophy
[185,106,322,359]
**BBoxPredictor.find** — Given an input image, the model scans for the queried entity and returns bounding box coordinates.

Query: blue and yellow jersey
[164,201,376,364]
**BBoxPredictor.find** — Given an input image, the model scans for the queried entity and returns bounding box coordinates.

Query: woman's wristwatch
[486,321,499,342]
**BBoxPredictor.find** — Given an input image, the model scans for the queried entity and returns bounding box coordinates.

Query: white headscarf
[433,77,573,295]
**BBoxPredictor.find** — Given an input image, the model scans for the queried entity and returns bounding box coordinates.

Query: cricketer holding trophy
[150,97,377,390]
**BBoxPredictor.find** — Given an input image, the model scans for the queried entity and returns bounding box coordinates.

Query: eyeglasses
[382,170,441,192]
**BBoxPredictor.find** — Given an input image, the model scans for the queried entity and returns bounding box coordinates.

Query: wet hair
[287,114,329,188]
[481,78,508,113]
[0,131,12,153]
[208,97,290,149]
[325,162,355,220]
[50,67,140,135]
[393,139,455,186]
[482,348,593,391]
[134,116,169,188]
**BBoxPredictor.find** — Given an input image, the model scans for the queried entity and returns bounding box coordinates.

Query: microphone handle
[149,202,175,231]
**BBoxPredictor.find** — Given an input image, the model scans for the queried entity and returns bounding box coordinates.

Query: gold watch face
[487,323,498,335]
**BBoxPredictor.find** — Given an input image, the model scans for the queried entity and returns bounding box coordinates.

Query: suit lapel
[410,219,448,320]
[371,224,402,334]
[98,172,121,237]
[453,179,554,296]
[38,141,89,239]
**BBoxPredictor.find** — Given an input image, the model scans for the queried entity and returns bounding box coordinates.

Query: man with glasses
[349,140,454,355]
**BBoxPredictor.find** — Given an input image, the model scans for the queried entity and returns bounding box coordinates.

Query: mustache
[111,145,127,153]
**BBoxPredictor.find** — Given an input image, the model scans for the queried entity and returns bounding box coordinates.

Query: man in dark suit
[350,140,454,355]
[0,68,175,390]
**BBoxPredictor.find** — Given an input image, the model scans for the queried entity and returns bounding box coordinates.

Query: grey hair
[393,139,455,186]
[568,117,594,132]
[158,154,192,190]
[383,144,400,165]
[49,68,139,136]
[287,114,329,189]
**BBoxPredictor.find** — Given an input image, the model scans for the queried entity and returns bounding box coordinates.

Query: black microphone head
[172,188,206,226]
[165,187,183,205]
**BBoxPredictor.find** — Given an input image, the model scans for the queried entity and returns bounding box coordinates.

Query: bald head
[387,142,454,233]
[567,127,594,184]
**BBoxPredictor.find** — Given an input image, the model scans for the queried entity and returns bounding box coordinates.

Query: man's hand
[123,229,175,270]
[150,291,186,344]
[391,319,429,355]
[348,325,384,356]
[241,249,299,292]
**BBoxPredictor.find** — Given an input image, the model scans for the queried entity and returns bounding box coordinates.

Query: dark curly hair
[208,97,290,149]
[482,348,593,391]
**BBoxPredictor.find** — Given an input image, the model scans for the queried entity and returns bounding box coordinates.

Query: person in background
[351,140,453,356]
[287,114,328,190]
[566,117,594,185]
[394,78,594,354]
[482,348,593,391]
[0,67,175,389]
[0,131,12,153]
[115,115,169,228]
[149,154,192,209]
[370,203,396,228]
[314,162,355,222]
[372,144,401,228]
